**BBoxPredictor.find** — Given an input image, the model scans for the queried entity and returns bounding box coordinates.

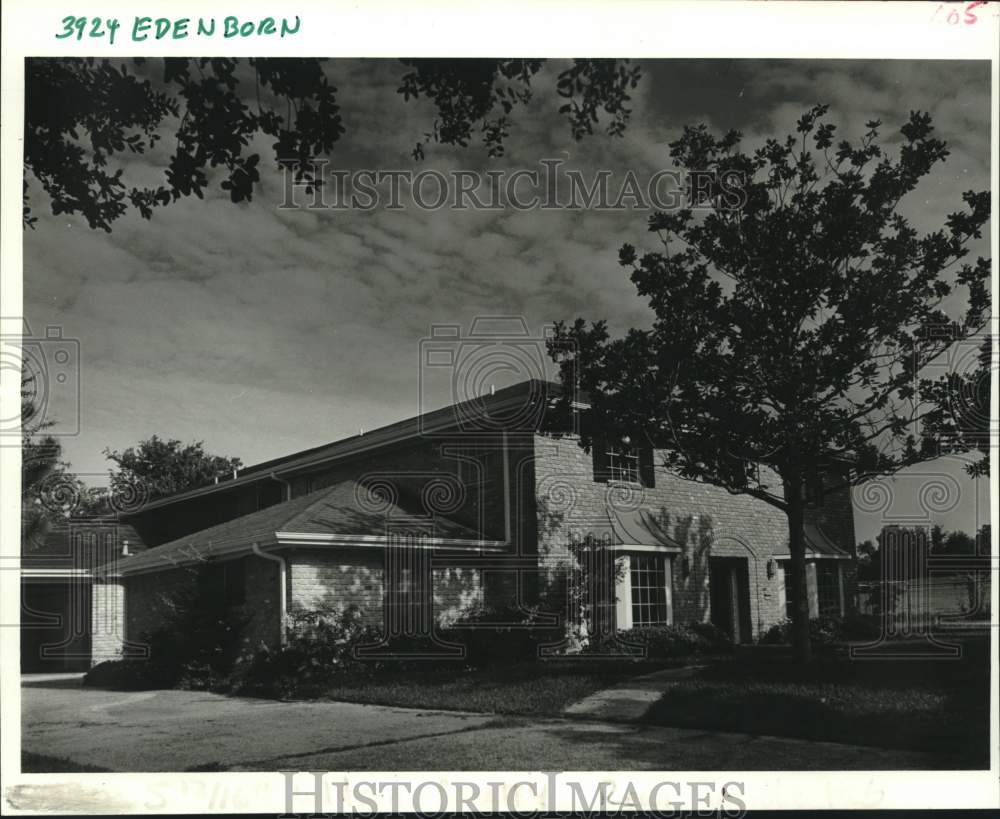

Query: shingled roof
[108,478,496,575]
[21,519,148,573]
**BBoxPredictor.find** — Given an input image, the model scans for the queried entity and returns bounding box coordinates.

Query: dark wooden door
[709,558,752,643]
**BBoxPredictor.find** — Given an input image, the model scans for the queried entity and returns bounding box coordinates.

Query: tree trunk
[785,477,812,664]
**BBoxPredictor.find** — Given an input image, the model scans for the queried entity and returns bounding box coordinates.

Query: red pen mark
[932,1,985,25]
[963,1,984,25]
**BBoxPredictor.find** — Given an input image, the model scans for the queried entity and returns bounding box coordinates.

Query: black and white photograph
[2,1,997,813]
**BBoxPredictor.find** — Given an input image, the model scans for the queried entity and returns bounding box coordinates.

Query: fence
[854,574,992,631]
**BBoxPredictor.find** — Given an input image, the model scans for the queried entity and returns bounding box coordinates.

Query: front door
[709,558,752,643]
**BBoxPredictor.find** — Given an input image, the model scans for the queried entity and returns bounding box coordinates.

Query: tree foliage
[547,106,991,661]
[25,57,642,231]
[920,334,992,477]
[104,435,243,501]
[20,367,100,548]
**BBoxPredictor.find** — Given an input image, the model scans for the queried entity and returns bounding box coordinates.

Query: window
[816,561,843,617]
[606,446,640,483]
[593,438,654,486]
[781,562,794,618]
[630,554,670,626]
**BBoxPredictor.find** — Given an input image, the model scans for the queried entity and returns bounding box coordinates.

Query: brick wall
[242,556,282,649]
[531,433,857,637]
[121,555,282,654]
[286,547,486,627]
[90,578,124,664]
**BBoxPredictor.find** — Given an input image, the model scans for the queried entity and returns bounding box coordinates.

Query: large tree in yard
[24,58,640,231]
[547,106,991,662]
[105,435,243,502]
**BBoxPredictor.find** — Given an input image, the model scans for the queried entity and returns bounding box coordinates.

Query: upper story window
[606,446,640,483]
[592,437,655,487]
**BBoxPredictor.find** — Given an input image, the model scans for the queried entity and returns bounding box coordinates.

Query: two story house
[76,379,855,666]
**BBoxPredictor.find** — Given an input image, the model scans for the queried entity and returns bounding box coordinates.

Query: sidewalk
[563,664,707,721]
[21,674,945,772]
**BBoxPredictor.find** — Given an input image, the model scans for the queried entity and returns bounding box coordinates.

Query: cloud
[23,57,992,503]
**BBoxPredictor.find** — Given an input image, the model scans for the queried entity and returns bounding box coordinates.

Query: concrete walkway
[21,673,947,771]
[564,664,707,721]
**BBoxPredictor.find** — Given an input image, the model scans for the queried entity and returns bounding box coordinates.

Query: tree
[24,58,642,232]
[547,105,990,662]
[20,367,93,549]
[104,435,243,502]
[922,334,992,477]
[930,523,945,554]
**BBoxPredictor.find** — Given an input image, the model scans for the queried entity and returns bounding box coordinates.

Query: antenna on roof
[359,427,365,436]
[232,469,238,480]
[490,384,495,396]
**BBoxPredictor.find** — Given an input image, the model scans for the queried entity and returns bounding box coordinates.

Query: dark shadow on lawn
[20,674,86,690]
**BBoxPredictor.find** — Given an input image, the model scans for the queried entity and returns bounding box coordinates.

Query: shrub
[84,565,251,692]
[439,603,563,667]
[839,612,883,641]
[758,613,883,646]
[590,623,733,659]
[232,605,387,698]
[83,658,166,690]
[687,621,735,652]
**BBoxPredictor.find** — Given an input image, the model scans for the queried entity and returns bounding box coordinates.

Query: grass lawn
[318,657,677,716]
[643,637,990,767]
[22,751,111,773]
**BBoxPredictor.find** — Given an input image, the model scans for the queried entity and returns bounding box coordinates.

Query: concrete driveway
[21,674,946,771]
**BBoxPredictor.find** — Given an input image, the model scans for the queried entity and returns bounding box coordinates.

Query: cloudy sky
[22,58,992,541]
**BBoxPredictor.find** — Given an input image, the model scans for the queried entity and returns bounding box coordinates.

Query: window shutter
[639,446,656,488]
[592,437,609,483]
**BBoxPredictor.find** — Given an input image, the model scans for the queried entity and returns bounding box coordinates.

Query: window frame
[593,438,655,487]
[778,559,844,618]
[615,550,674,630]
[605,445,641,484]
[816,560,844,618]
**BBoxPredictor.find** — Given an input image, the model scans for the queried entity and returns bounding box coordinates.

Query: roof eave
[104,531,511,576]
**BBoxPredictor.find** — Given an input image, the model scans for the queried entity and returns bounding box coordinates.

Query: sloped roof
[21,519,148,573]
[801,523,853,558]
[132,378,563,513]
[109,478,489,575]
[768,523,853,559]
[557,506,684,551]
[547,503,851,559]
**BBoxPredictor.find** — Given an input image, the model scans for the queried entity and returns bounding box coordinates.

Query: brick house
[20,519,145,672]
[83,379,856,665]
